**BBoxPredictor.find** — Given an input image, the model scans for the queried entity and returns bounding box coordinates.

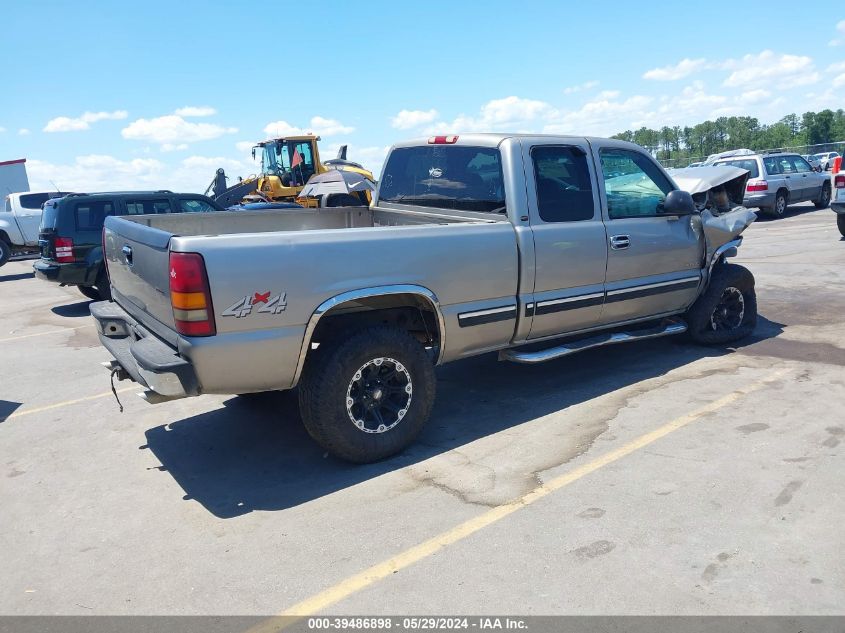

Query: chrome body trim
[606,277,701,297]
[291,284,447,388]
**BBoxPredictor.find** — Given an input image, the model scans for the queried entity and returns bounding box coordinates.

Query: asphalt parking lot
[1,204,843,617]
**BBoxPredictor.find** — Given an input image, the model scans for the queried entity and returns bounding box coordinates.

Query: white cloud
[543,94,654,136]
[263,116,354,138]
[18,128,30,136]
[737,89,771,105]
[643,58,710,81]
[121,115,237,144]
[563,80,599,94]
[235,140,255,153]
[27,154,254,194]
[427,96,557,134]
[161,143,189,152]
[391,109,438,129]
[722,50,818,89]
[173,106,217,117]
[43,110,128,132]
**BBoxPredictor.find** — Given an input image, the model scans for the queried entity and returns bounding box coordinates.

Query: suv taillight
[835,175,845,189]
[747,180,768,192]
[54,237,75,263]
[169,252,216,337]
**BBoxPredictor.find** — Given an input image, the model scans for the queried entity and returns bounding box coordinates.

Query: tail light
[101,229,111,283]
[54,237,75,263]
[746,180,768,192]
[169,252,216,337]
[428,135,459,144]
[835,175,845,189]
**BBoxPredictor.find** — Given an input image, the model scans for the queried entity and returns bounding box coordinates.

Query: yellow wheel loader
[207,136,374,208]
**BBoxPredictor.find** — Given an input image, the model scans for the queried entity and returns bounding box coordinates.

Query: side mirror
[661,190,696,216]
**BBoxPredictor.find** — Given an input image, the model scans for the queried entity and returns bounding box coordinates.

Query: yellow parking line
[5,386,137,420]
[0,324,93,344]
[249,367,790,630]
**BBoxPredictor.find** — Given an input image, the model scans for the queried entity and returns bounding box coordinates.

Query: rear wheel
[838,214,845,238]
[0,240,11,268]
[95,268,111,301]
[771,191,787,217]
[686,264,757,345]
[814,183,831,209]
[298,325,436,463]
[78,285,101,301]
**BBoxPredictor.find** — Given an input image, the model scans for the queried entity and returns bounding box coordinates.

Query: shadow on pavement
[753,203,822,223]
[51,300,92,318]
[144,317,784,518]
[0,400,23,423]
[0,272,35,282]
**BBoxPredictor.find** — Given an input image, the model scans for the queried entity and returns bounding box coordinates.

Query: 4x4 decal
[222,291,287,318]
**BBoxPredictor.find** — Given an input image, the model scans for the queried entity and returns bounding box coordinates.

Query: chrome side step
[499,319,688,364]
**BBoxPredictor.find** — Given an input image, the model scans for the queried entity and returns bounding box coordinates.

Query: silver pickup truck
[93,134,758,462]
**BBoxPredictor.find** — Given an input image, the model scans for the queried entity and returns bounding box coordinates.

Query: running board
[499,319,688,364]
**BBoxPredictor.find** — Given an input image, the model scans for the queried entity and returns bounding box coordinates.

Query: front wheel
[0,240,11,267]
[686,264,757,345]
[298,326,436,463]
[838,214,845,238]
[814,183,831,209]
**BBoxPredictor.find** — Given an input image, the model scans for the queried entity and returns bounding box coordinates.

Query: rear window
[716,159,759,179]
[125,199,173,215]
[20,193,51,209]
[40,201,60,231]
[379,145,506,213]
[75,201,115,231]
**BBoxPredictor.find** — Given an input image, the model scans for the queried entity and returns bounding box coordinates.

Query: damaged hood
[669,165,750,206]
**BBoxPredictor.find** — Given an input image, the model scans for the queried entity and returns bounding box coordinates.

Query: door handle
[610,235,630,250]
[121,244,133,265]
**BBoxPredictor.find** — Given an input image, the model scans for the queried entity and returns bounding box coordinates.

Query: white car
[0,191,70,267]
[811,151,840,171]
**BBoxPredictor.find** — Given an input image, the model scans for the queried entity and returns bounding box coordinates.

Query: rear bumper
[33,260,98,286]
[743,192,775,209]
[91,301,199,399]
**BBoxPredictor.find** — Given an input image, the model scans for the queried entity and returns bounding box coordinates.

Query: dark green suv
[34,191,223,300]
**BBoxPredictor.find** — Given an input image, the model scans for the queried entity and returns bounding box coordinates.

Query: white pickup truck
[1,191,70,266]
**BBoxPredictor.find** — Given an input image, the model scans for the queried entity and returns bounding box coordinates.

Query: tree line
[611,109,845,167]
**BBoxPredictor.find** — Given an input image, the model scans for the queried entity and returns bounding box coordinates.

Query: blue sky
[1,0,843,193]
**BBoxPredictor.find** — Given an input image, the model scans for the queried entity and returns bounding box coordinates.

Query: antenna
[50,180,61,193]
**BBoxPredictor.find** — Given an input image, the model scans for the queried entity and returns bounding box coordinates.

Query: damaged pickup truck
[92,135,757,462]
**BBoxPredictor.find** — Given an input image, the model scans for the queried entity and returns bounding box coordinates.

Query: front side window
[600,149,674,219]
[379,145,506,213]
[179,199,217,213]
[532,146,594,222]
[790,156,812,173]
[124,199,173,215]
[75,201,115,231]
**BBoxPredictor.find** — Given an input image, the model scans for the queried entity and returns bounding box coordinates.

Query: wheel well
[0,230,11,246]
[777,187,789,200]
[310,293,442,359]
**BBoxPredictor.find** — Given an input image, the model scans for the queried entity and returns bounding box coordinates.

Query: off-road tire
[95,269,112,301]
[0,239,11,267]
[838,214,845,238]
[298,325,436,463]
[78,285,101,301]
[814,183,831,209]
[771,191,788,218]
[686,264,757,345]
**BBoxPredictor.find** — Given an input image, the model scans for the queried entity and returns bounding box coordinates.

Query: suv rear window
[716,159,759,179]
[41,201,60,231]
[75,201,115,231]
[379,145,506,213]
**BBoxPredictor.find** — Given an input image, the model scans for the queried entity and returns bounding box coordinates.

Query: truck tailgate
[103,215,178,340]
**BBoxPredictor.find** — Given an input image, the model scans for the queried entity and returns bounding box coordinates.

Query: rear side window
[75,201,115,231]
[379,145,506,213]
[717,159,759,179]
[19,193,51,209]
[125,199,173,215]
[532,146,595,222]
[178,198,218,213]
